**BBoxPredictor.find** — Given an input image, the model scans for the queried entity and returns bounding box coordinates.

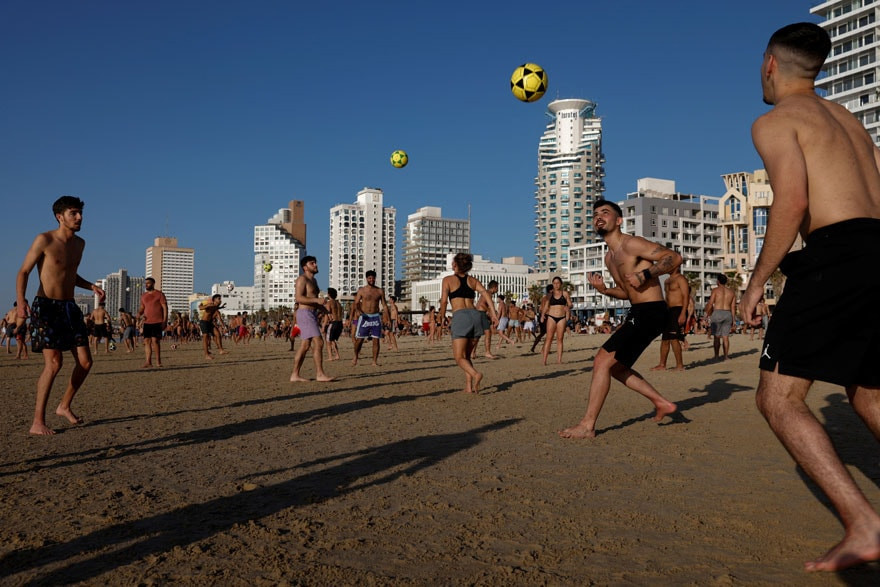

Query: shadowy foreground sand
[1,332,878,585]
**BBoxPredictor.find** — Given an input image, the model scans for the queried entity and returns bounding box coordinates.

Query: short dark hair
[389,295,396,302]
[212,294,222,302]
[453,252,473,273]
[717,274,728,285]
[487,280,498,289]
[119,308,126,313]
[768,22,830,78]
[145,277,155,283]
[365,270,376,279]
[592,199,623,216]
[53,195,84,219]
[327,287,337,299]
[300,255,316,269]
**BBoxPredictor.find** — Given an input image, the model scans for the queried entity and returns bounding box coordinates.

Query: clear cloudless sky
[1,0,819,307]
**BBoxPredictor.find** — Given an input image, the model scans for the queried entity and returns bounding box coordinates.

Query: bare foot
[671,365,686,371]
[140,363,152,369]
[205,354,214,360]
[289,374,309,382]
[156,363,163,368]
[56,406,83,425]
[650,364,666,371]
[472,372,483,393]
[653,401,678,422]
[558,424,596,439]
[805,525,880,571]
[316,375,336,382]
[218,350,229,355]
[484,353,497,359]
[30,423,55,435]
[351,359,358,367]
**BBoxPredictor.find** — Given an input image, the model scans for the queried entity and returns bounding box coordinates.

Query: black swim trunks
[602,301,667,368]
[760,218,880,387]
[199,320,214,336]
[328,320,343,342]
[661,306,685,341]
[29,296,89,353]
[142,322,164,339]
[93,323,110,339]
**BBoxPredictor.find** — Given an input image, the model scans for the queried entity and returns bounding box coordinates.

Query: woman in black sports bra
[539,276,572,365]
[438,253,498,393]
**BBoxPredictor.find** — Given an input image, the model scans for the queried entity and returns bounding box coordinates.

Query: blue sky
[1,0,819,308]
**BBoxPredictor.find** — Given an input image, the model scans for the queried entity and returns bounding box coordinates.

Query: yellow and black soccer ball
[262,262,273,272]
[510,63,548,103]
[390,149,408,168]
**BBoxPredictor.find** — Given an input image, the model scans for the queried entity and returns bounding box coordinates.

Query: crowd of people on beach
[8,23,880,573]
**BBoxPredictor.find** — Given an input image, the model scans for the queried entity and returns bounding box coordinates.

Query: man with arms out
[16,196,105,435]
[559,199,679,439]
[118,307,136,353]
[137,277,167,368]
[651,265,690,371]
[290,256,334,382]
[324,287,343,361]
[705,274,737,361]
[740,23,880,572]
[198,294,227,360]
[351,270,391,367]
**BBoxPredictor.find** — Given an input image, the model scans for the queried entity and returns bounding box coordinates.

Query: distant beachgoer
[290,256,334,382]
[651,265,690,371]
[540,276,572,365]
[351,270,391,367]
[137,277,168,368]
[705,274,736,361]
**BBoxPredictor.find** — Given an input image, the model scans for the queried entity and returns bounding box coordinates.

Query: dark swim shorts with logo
[30,296,89,353]
[601,301,667,368]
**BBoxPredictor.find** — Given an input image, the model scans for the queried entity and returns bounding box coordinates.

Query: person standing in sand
[473,279,499,359]
[740,22,880,572]
[351,270,391,367]
[540,276,572,366]
[137,277,167,368]
[324,287,344,362]
[198,294,227,360]
[559,199,679,439]
[705,274,737,361]
[16,195,105,435]
[118,307,136,353]
[438,253,498,393]
[290,256,334,382]
[651,265,690,371]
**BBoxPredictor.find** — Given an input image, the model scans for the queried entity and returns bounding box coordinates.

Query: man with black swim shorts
[324,287,344,361]
[651,265,690,371]
[740,23,880,572]
[16,196,106,435]
[559,199,680,439]
[137,277,168,368]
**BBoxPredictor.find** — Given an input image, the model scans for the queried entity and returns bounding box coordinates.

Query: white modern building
[210,282,258,317]
[401,206,470,305]
[101,268,145,318]
[568,178,722,316]
[329,187,396,296]
[812,0,880,144]
[145,237,194,315]
[535,98,606,274]
[253,200,307,311]
[410,254,530,317]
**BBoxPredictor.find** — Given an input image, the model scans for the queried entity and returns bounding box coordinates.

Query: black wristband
[641,268,652,283]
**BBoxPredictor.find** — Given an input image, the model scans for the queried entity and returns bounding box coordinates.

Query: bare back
[759,94,880,235]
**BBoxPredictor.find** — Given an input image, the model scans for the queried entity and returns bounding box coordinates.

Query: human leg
[371,339,380,366]
[555,324,565,364]
[56,345,92,425]
[559,349,617,438]
[653,340,670,370]
[142,337,154,367]
[31,349,63,435]
[670,339,684,370]
[311,337,334,381]
[452,337,481,393]
[541,320,557,365]
[610,363,677,420]
[202,334,213,359]
[756,372,880,571]
[290,338,311,381]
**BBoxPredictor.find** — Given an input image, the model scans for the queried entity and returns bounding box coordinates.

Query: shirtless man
[705,274,736,361]
[290,256,334,382]
[559,199,679,439]
[739,23,880,572]
[474,280,499,359]
[198,294,227,360]
[385,295,400,351]
[137,277,167,368]
[3,304,17,354]
[118,307,136,353]
[651,265,690,371]
[351,270,391,367]
[750,296,767,340]
[493,294,515,351]
[324,287,344,361]
[16,196,105,435]
[91,302,112,354]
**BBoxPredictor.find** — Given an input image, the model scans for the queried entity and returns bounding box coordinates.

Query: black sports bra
[548,292,567,306]
[448,274,475,300]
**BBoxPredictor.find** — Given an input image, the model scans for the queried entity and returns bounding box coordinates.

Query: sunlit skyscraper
[534,98,605,274]
[253,200,307,311]
[145,237,194,315]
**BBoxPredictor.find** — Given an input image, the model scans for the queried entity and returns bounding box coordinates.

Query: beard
[596,227,608,237]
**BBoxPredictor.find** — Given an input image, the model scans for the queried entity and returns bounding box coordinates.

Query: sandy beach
[1,331,878,585]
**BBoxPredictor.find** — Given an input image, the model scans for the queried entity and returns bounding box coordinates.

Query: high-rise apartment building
[811,0,880,144]
[102,268,144,318]
[401,206,470,304]
[535,98,606,274]
[145,237,194,315]
[329,187,396,296]
[253,200,307,310]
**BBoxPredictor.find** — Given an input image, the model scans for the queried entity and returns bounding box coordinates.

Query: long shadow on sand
[685,348,758,370]
[0,384,459,477]
[0,419,520,585]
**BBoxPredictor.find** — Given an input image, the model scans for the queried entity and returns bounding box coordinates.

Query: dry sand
[1,332,878,585]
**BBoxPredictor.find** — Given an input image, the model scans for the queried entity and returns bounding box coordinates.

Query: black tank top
[448,274,475,300]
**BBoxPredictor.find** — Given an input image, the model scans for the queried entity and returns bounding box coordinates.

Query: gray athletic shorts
[710,310,733,337]
[451,309,484,340]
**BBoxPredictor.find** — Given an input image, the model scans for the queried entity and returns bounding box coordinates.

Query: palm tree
[724,271,744,295]
[768,268,786,302]
[684,272,702,296]
[528,284,544,306]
